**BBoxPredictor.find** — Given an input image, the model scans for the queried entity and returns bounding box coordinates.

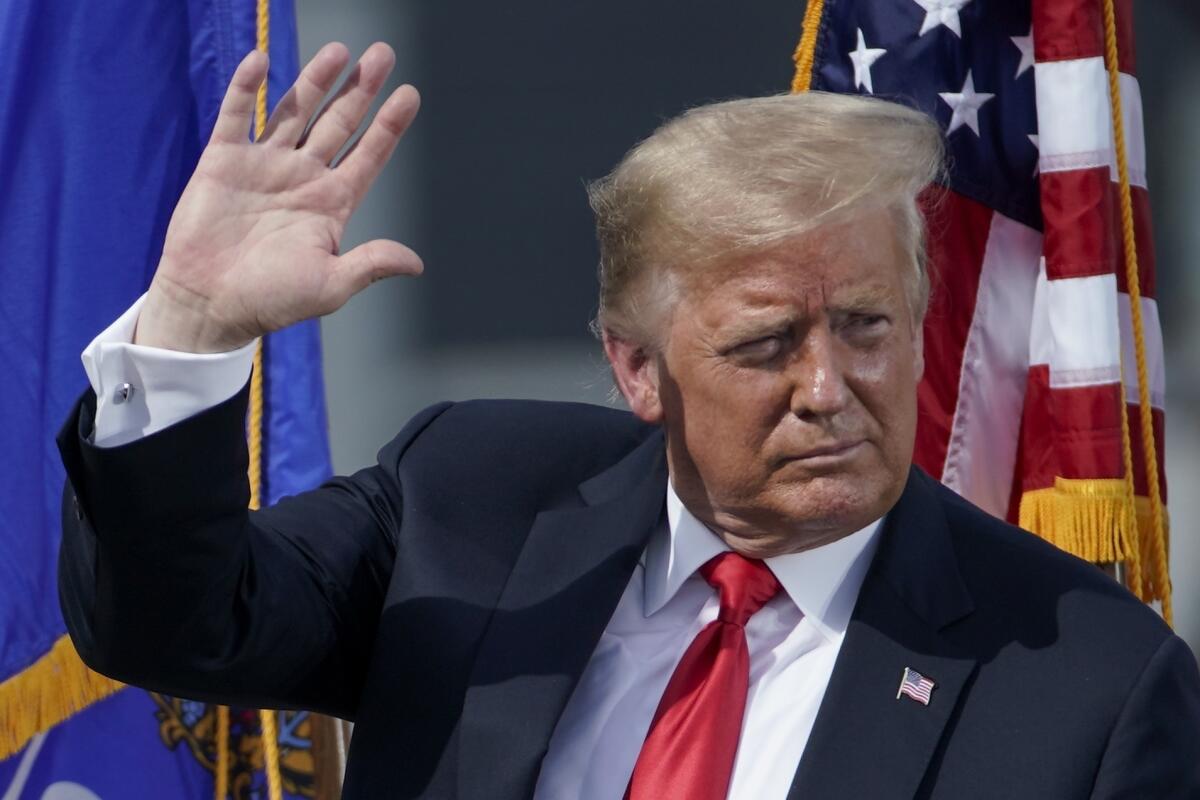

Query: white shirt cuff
[82,293,258,448]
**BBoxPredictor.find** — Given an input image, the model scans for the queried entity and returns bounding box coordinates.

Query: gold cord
[250,0,285,792]
[791,0,826,93]
[215,705,230,800]
[217,1,288,797]
[1100,0,1171,622]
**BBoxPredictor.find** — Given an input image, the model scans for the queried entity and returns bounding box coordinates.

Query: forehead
[681,212,908,316]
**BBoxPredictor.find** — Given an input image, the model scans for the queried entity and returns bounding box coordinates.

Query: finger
[301,42,396,163]
[210,50,269,144]
[258,42,351,147]
[336,84,420,199]
[332,239,424,299]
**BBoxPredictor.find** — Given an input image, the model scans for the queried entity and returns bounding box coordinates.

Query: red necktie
[626,552,782,800]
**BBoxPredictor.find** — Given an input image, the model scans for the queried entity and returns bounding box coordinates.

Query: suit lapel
[788,469,978,800]
[458,431,668,800]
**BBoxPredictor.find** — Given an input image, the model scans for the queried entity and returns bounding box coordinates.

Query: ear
[603,331,664,424]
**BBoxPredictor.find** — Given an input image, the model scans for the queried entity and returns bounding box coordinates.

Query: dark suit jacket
[58,385,1200,799]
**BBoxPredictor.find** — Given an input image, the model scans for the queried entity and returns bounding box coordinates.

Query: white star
[938,70,994,136]
[1011,29,1035,78]
[849,28,887,94]
[1029,133,1040,176]
[912,0,974,38]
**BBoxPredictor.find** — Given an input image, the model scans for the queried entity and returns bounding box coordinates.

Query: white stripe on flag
[941,212,1042,518]
[1030,269,1121,388]
[1026,275,1164,407]
[1034,59,1146,188]
[1120,294,1166,409]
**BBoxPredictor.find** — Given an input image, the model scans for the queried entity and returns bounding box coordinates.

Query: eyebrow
[714,311,798,343]
[722,286,894,333]
[826,287,894,313]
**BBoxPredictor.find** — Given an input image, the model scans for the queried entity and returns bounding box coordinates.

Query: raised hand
[135,42,422,352]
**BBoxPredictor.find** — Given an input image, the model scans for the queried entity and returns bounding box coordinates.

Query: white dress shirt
[83,299,884,800]
[82,294,257,447]
[533,487,881,800]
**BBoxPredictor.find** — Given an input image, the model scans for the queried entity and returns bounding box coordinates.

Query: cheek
[845,342,921,432]
[680,370,791,459]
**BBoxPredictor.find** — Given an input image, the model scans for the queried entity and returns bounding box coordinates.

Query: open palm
[139,42,422,352]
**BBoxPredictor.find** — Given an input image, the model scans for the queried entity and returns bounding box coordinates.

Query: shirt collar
[643,479,884,642]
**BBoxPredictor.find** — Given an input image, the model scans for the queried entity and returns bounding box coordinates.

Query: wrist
[134,281,256,354]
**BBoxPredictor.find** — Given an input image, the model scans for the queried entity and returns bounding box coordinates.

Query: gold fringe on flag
[0,636,125,760]
[1019,482,1171,606]
[1018,478,1141,566]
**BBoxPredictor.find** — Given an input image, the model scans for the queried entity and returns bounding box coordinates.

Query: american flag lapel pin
[896,667,936,706]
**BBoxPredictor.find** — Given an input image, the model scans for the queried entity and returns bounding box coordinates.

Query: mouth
[779,440,866,465]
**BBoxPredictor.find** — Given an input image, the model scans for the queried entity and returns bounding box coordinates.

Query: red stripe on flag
[1114,0,1136,75]
[1032,0,1103,62]
[914,188,994,479]
[1032,0,1134,71]
[1040,167,1115,280]
[1114,185,1156,298]
[1041,173,1155,292]
[1010,366,1123,512]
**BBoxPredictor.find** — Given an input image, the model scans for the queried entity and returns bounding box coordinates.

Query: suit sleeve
[57,382,452,720]
[1089,633,1200,798]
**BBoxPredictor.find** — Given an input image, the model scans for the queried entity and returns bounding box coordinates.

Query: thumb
[334,239,424,295]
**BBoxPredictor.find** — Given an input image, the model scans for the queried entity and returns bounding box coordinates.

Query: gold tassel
[1134,495,1172,605]
[0,635,125,760]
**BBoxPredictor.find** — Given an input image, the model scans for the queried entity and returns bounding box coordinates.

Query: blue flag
[0,0,332,796]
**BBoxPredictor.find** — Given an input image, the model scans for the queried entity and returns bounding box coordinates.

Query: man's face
[654,210,922,556]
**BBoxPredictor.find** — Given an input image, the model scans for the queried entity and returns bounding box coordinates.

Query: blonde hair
[589,91,944,346]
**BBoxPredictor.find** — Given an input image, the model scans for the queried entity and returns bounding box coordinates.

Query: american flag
[794,0,1169,607]
[897,667,937,705]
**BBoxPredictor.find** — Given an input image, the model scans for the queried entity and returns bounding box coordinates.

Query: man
[57,42,1200,798]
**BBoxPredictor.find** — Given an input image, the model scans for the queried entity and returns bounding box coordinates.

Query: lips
[782,440,865,461]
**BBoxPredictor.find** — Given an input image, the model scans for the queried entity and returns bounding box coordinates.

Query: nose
[788,325,850,420]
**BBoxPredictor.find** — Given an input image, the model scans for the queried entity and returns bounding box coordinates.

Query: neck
[668,477,862,559]
[713,525,860,559]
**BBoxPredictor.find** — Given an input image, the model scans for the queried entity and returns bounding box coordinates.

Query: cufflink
[112,382,135,405]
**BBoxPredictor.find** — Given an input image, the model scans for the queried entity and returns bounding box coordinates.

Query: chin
[769,475,893,534]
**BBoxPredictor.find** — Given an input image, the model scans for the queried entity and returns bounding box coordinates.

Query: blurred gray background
[295,1,1200,654]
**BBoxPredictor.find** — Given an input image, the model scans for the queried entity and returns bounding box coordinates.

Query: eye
[842,314,889,336]
[728,335,785,364]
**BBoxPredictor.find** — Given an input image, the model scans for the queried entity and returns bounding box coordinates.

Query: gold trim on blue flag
[0,635,125,760]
